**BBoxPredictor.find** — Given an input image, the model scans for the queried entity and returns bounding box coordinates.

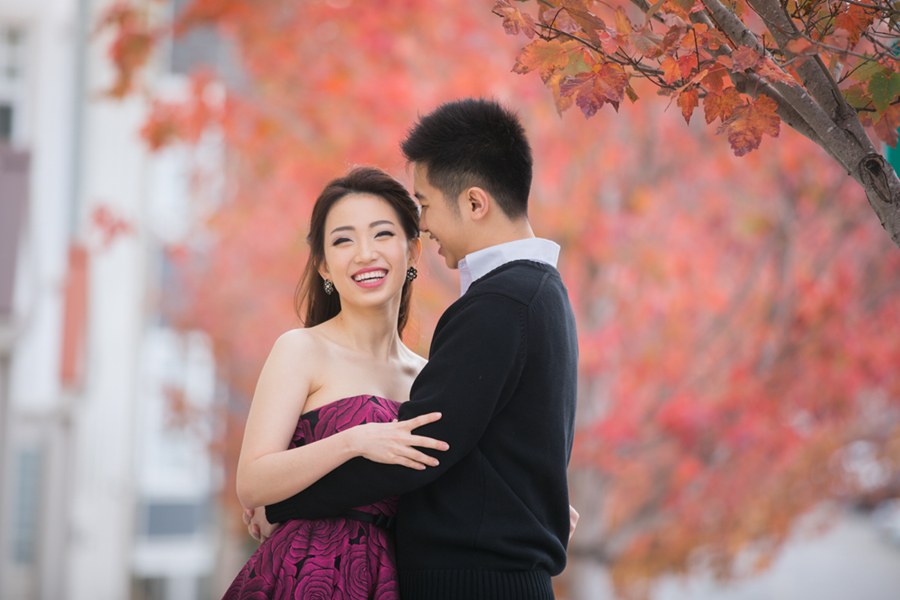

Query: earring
[406,267,418,281]
[323,279,334,295]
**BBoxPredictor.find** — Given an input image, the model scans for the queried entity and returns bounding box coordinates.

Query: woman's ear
[317,260,331,283]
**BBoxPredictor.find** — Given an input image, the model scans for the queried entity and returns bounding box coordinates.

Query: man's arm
[266,294,526,523]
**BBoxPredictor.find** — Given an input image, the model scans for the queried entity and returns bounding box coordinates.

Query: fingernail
[441,444,449,450]
[432,460,440,466]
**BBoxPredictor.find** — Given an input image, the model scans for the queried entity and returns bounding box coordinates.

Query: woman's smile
[352,267,389,288]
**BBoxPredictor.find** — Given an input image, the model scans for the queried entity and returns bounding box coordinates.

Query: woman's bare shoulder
[271,327,330,362]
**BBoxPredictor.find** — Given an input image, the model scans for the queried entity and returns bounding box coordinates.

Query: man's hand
[569,505,579,542]
[242,506,280,543]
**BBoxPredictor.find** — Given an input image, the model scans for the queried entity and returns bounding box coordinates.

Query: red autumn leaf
[732,45,761,71]
[834,4,877,46]
[678,54,699,79]
[716,94,780,156]
[677,88,699,124]
[559,71,604,118]
[630,27,665,58]
[561,0,607,42]
[661,55,681,85]
[594,62,629,105]
[785,37,817,56]
[704,87,743,124]
[874,105,900,148]
[513,39,580,83]
[701,63,728,92]
[493,0,537,39]
[614,6,633,36]
[756,57,800,87]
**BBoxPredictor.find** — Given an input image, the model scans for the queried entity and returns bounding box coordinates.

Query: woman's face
[319,193,419,309]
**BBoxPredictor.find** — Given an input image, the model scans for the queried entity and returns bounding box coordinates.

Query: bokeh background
[2,0,900,599]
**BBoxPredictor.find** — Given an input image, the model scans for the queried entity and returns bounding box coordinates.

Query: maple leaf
[701,64,728,92]
[614,7,633,36]
[867,70,900,113]
[678,55,699,80]
[732,46,761,71]
[513,39,579,83]
[716,95,780,156]
[547,71,576,114]
[561,0,607,43]
[594,62,628,105]
[661,55,681,86]
[785,38,817,57]
[842,83,872,110]
[704,87,744,124]
[834,4,877,46]
[493,0,536,39]
[630,27,664,58]
[874,105,900,148]
[559,62,627,117]
[756,57,800,87]
[677,88,699,124]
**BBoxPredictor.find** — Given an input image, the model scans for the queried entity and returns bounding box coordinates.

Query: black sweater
[267,260,579,600]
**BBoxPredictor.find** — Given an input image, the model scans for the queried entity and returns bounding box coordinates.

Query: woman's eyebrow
[369,220,395,228]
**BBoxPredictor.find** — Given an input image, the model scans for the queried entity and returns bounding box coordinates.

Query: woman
[223,167,447,599]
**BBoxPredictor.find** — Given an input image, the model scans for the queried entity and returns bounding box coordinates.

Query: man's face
[413,163,468,269]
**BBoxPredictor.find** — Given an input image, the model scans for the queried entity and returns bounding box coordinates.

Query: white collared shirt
[457,238,560,296]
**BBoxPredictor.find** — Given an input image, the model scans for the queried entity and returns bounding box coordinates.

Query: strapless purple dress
[223,395,401,600]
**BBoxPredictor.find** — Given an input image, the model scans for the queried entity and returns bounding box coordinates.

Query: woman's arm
[235,330,446,509]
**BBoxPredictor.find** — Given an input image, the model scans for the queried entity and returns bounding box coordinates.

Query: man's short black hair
[400,98,532,219]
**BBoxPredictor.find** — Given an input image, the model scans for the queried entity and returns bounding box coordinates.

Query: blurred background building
[0,0,222,598]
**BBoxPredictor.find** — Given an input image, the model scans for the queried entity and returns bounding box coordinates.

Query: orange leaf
[614,7,633,36]
[732,45,761,71]
[756,57,800,87]
[874,105,900,148]
[716,95,780,156]
[561,0,607,42]
[704,87,743,124]
[513,39,579,83]
[594,62,628,106]
[834,5,876,46]
[661,55,681,85]
[702,63,728,92]
[677,88,699,124]
[494,0,537,39]
[785,38,817,56]
[678,54,699,79]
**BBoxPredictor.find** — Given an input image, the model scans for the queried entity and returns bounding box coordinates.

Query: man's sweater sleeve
[265,294,526,523]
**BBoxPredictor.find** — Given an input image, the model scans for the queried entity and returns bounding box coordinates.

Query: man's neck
[463,220,536,258]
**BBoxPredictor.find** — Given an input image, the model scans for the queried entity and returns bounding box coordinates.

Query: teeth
[353,271,387,282]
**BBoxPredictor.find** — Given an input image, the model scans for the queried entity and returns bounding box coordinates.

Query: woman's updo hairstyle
[295,167,420,334]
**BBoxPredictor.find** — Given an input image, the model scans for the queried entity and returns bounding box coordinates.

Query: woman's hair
[295,167,420,334]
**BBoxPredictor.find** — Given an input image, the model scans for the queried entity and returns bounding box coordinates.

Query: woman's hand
[349,412,449,470]
[243,506,280,543]
[569,504,579,542]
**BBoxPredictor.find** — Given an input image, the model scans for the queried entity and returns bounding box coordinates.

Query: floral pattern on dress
[223,395,401,600]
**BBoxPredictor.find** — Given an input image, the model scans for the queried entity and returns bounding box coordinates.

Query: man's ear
[465,187,490,222]
[409,237,422,267]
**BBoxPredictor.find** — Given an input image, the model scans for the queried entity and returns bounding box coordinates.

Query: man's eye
[332,237,351,246]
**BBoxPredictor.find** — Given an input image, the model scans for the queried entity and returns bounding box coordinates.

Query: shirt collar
[457,238,560,296]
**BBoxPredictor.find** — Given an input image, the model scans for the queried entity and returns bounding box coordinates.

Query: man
[255,98,578,599]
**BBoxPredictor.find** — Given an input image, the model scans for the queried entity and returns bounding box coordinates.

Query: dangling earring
[406,267,418,281]
[323,279,334,295]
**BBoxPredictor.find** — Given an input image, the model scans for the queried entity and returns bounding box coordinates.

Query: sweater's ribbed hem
[399,568,554,600]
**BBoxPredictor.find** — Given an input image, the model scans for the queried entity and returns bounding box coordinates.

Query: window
[0,26,24,85]
[0,104,11,142]
[12,447,42,563]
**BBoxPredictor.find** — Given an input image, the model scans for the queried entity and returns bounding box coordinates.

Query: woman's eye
[332,237,351,246]
[375,231,395,238]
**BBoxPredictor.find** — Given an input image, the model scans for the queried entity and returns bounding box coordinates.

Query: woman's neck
[328,301,402,360]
